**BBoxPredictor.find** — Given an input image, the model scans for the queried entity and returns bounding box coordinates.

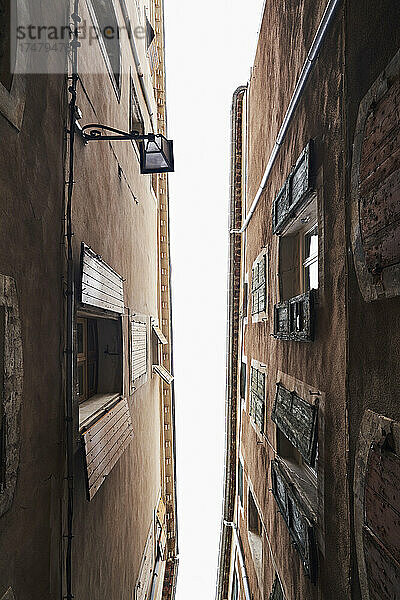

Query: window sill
[79,393,121,431]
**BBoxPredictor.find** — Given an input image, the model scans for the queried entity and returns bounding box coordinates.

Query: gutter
[231,0,342,234]
[216,84,247,600]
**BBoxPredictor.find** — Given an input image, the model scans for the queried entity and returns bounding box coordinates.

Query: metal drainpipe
[65,1,80,597]
[231,0,342,234]
[224,521,251,600]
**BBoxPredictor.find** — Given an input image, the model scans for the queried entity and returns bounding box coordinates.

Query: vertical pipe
[65,1,80,597]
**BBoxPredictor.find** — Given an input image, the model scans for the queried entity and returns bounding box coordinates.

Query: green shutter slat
[271,460,318,582]
[271,383,318,466]
[272,141,314,235]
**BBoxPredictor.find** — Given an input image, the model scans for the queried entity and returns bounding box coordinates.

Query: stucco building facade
[0,1,178,599]
[217,1,400,599]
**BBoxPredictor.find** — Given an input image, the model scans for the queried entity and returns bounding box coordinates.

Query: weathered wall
[69,0,162,597]
[0,70,66,599]
[239,0,349,598]
[344,1,400,598]
[0,0,170,598]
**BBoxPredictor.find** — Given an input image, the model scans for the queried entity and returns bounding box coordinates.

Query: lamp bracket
[80,123,155,142]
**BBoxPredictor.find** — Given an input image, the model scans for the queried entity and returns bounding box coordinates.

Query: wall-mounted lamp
[80,123,175,175]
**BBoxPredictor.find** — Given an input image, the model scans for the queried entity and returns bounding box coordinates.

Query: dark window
[269,575,284,600]
[240,361,247,400]
[77,316,122,403]
[0,0,13,91]
[248,489,261,535]
[251,255,266,315]
[250,366,265,433]
[243,281,248,317]
[77,318,98,402]
[238,459,243,506]
[232,570,239,600]
[129,75,144,135]
[145,12,155,50]
[91,0,121,90]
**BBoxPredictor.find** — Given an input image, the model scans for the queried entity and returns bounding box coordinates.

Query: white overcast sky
[164,1,264,598]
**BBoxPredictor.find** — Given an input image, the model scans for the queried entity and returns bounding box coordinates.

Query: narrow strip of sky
[164,1,264,599]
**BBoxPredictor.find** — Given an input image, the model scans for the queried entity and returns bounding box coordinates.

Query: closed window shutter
[271,383,318,466]
[131,319,147,382]
[250,367,265,433]
[252,255,266,315]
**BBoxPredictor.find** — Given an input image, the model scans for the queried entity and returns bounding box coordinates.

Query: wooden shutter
[271,460,317,582]
[269,575,284,600]
[152,323,168,345]
[274,302,290,339]
[153,364,174,385]
[252,255,266,315]
[271,383,318,466]
[250,367,265,433]
[273,291,315,341]
[272,142,313,235]
[81,244,124,314]
[363,444,400,599]
[131,319,147,382]
[81,396,134,500]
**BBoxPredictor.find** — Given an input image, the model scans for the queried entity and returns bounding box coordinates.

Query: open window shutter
[272,142,313,235]
[152,364,174,385]
[131,319,147,382]
[271,383,318,466]
[274,291,315,341]
[152,323,168,345]
[271,460,317,582]
[81,397,134,500]
[81,244,124,314]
